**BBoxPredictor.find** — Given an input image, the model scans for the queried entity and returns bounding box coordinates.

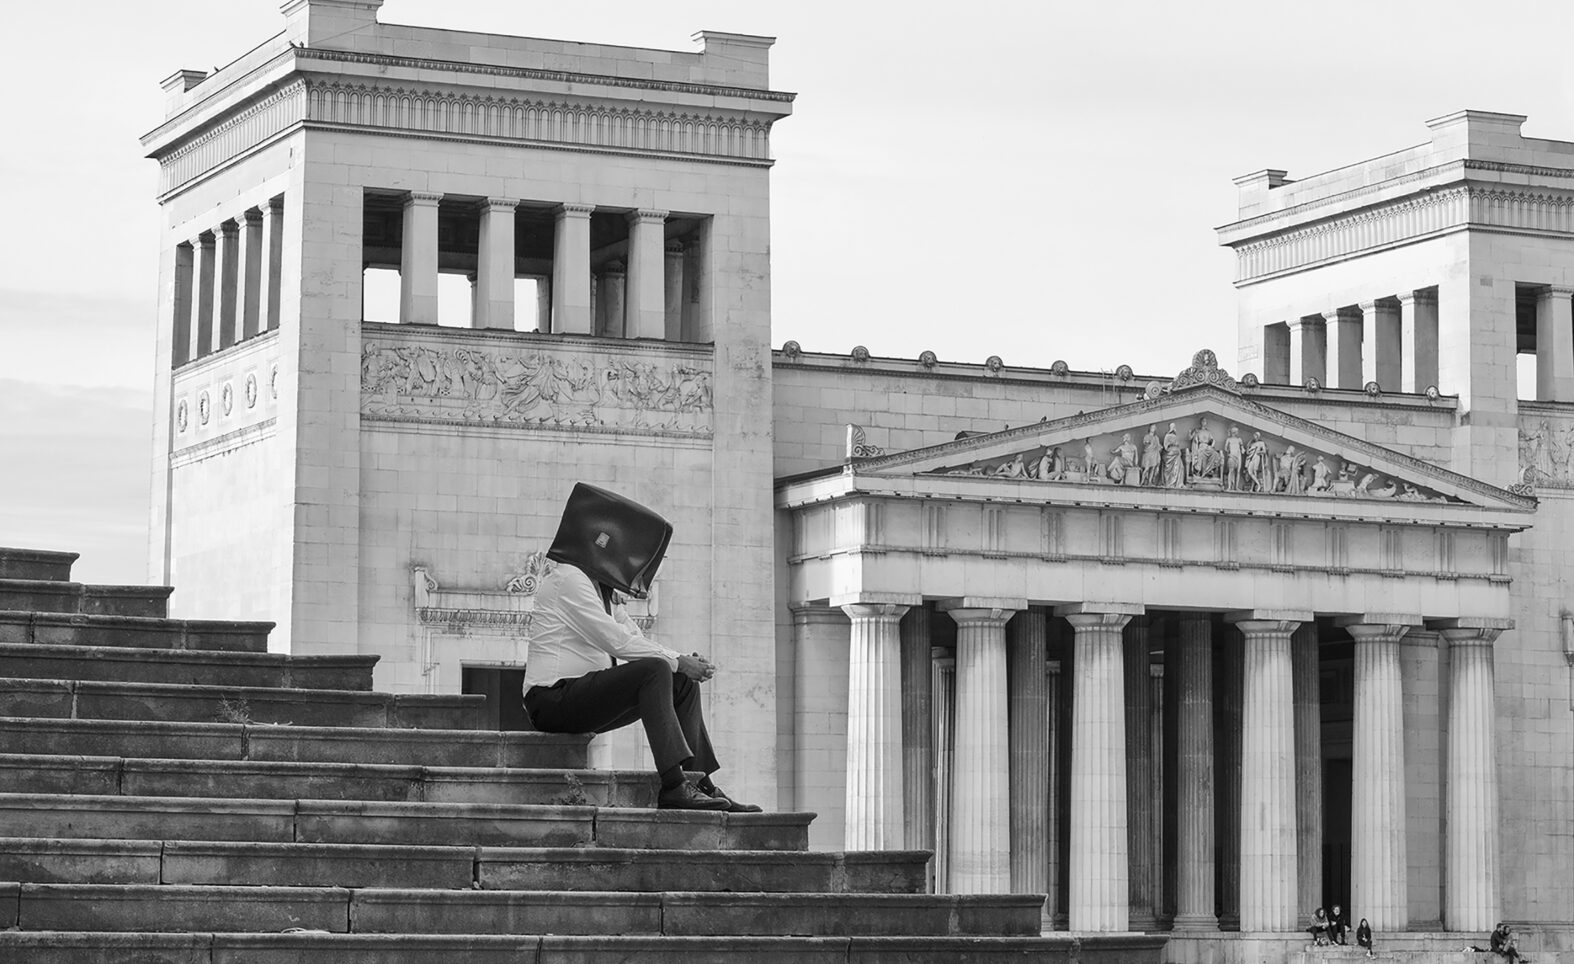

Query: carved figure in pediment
[1245,432,1270,492]
[1188,418,1222,480]
[1162,423,1187,488]
[1141,425,1162,485]
[1223,426,1245,490]
[994,454,1027,479]
[1309,455,1332,493]
[1276,445,1307,494]
[1082,439,1100,481]
[1109,432,1140,487]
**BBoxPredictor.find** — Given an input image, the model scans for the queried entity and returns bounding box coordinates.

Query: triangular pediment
[846,383,1531,513]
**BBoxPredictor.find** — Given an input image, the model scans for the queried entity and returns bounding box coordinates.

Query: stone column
[400,191,442,325]
[1228,612,1305,933]
[1339,616,1418,931]
[1171,613,1217,931]
[596,262,627,338]
[474,197,518,330]
[240,209,264,340]
[1123,615,1156,931]
[551,202,594,334]
[1402,629,1443,924]
[842,602,909,851]
[1323,306,1363,389]
[932,648,957,893]
[940,601,1020,895]
[625,209,667,340]
[1291,622,1323,926]
[1398,290,1439,393]
[1045,658,1063,927]
[215,219,241,350]
[1216,625,1243,930]
[1008,609,1050,902]
[664,241,685,341]
[1438,619,1509,932]
[194,231,216,357]
[1361,299,1402,391]
[1057,603,1140,932]
[1149,662,1166,927]
[901,608,935,866]
[1537,286,1574,402]
[792,606,851,851]
[535,278,552,332]
[1288,316,1327,385]
[171,242,194,366]
[264,196,284,332]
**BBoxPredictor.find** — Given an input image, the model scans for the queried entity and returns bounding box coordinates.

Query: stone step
[0,717,590,768]
[0,932,1169,963]
[0,677,484,728]
[0,643,375,690]
[0,838,926,894]
[0,548,77,581]
[0,753,658,807]
[0,884,1042,938]
[0,578,171,617]
[0,611,272,653]
[0,793,814,850]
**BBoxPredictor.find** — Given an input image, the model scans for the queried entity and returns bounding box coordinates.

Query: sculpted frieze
[1520,416,1574,488]
[361,341,713,437]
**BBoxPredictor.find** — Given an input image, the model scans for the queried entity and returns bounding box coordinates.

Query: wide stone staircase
[0,547,1164,962]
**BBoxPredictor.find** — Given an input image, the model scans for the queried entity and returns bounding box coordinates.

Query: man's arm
[556,568,680,668]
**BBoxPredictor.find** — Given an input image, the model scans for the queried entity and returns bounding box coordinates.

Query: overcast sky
[4,0,1574,584]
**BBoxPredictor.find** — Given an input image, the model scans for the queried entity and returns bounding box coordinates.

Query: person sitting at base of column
[522,483,760,813]
[1308,906,1331,945]
[1356,918,1374,958]
[1330,904,1348,945]
[1491,921,1531,963]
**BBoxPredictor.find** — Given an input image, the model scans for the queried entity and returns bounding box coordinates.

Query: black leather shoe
[703,783,763,813]
[658,780,730,811]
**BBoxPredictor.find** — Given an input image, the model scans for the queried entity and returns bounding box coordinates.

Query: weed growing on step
[562,772,588,806]
[216,695,253,725]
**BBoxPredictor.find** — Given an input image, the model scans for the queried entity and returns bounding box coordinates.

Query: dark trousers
[523,657,719,775]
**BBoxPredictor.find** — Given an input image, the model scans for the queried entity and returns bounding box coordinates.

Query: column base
[1171,914,1220,932]
[1128,912,1158,933]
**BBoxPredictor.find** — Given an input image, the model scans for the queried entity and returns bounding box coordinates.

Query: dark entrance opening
[1320,624,1355,915]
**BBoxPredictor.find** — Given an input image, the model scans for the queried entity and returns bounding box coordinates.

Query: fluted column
[194,231,216,357]
[1537,286,1574,402]
[1216,625,1243,930]
[1171,613,1217,931]
[596,262,627,338]
[1008,609,1050,902]
[400,191,441,325]
[551,202,594,334]
[239,208,264,340]
[1438,619,1508,931]
[932,648,957,892]
[1057,603,1139,931]
[842,602,909,850]
[1046,658,1063,927]
[1340,617,1417,931]
[901,608,935,869]
[475,198,518,330]
[625,209,667,340]
[1398,290,1438,393]
[1228,612,1304,932]
[216,218,240,349]
[1291,622,1323,926]
[1123,616,1156,931]
[663,241,685,340]
[1361,299,1401,391]
[1288,316,1326,385]
[1324,306,1363,389]
[1149,662,1166,927]
[941,601,1020,895]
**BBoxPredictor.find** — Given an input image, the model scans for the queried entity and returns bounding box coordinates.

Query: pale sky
[4,0,1573,584]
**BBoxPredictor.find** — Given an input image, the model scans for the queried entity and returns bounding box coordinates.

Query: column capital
[1053,601,1143,619]
[1396,289,1436,308]
[665,240,685,255]
[1227,608,1312,628]
[790,603,847,628]
[1427,616,1514,633]
[938,597,1026,623]
[1323,305,1362,324]
[217,218,240,236]
[241,207,264,226]
[480,196,519,212]
[1287,315,1324,332]
[840,602,910,621]
[1539,285,1574,299]
[195,230,216,247]
[405,191,443,207]
[557,201,595,218]
[830,591,922,610]
[1336,614,1423,641]
[629,208,669,223]
[1358,299,1381,312]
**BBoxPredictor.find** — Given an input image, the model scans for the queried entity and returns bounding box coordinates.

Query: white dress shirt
[522,563,680,689]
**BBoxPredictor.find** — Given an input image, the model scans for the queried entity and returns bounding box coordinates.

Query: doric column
[1216,624,1243,930]
[474,197,518,330]
[792,605,851,851]
[216,218,240,349]
[1398,290,1438,393]
[264,196,284,332]
[1228,612,1305,932]
[1339,616,1419,931]
[940,600,1021,895]
[842,601,910,850]
[1402,629,1443,925]
[1046,658,1063,927]
[1123,615,1156,931]
[596,262,627,338]
[551,202,594,334]
[1537,286,1574,402]
[1171,613,1217,931]
[1291,622,1323,927]
[171,242,194,366]
[194,231,216,357]
[1149,662,1166,927]
[1323,306,1363,389]
[399,191,442,325]
[1008,609,1050,904]
[1056,602,1140,932]
[932,647,957,893]
[625,209,667,340]
[1437,618,1509,931]
[1288,316,1327,385]
[900,607,935,866]
[664,241,685,341]
[1360,299,1402,391]
[239,208,264,340]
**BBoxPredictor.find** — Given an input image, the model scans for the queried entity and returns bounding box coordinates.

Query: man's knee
[630,656,673,682]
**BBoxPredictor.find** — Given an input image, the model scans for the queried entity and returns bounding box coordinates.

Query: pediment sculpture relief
[1519,417,1574,488]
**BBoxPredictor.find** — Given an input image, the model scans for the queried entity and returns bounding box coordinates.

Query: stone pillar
[400,191,441,325]
[1171,613,1217,931]
[1438,619,1509,932]
[1402,629,1444,925]
[932,648,957,893]
[1149,662,1167,927]
[625,209,667,340]
[1216,625,1243,930]
[1291,622,1323,925]
[1537,286,1574,402]
[664,241,685,341]
[1228,612,1306,933]
[792,606,851,851]
[1323,306,1363,390]
[1056,603,1140,932]
[535,278,552,332]
[596,262,627,338]
[842,602,909,851]
[1123,616,1156,931]
[1361,299,1402,391]
[940,601,1020,895]
[551,202,594,334]
[474,197,517,330]
[194,231,216,357]
[899,608,935,889]
[171,242,194,366]
[1263,323,1291,384]
[216,218,240,350]
[264,196,284,332]
[1008,609,1050,903]
[1339,616,1418,931]
[1398,290,1439,393]
[1288,316,1327,385]
[1045,658,1063,927]
[240,209,264,340]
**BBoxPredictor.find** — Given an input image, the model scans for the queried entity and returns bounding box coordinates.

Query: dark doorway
[1320,632,1354,913]
[461,666,534,730]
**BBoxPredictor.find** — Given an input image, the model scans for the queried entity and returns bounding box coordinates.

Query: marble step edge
[0,579,172,614]
[0,642,376,688]
[0,549,78,581]
[0,610,273,652]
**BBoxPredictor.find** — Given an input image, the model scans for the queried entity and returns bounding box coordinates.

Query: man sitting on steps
[522,483,760,813]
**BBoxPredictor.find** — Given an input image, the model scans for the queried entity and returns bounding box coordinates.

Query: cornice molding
[156,80,306,195]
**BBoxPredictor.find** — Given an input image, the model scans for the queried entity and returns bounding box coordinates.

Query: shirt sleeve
[558,568,680,668]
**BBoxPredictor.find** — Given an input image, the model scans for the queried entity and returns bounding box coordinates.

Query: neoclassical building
[143,2,1572,957]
